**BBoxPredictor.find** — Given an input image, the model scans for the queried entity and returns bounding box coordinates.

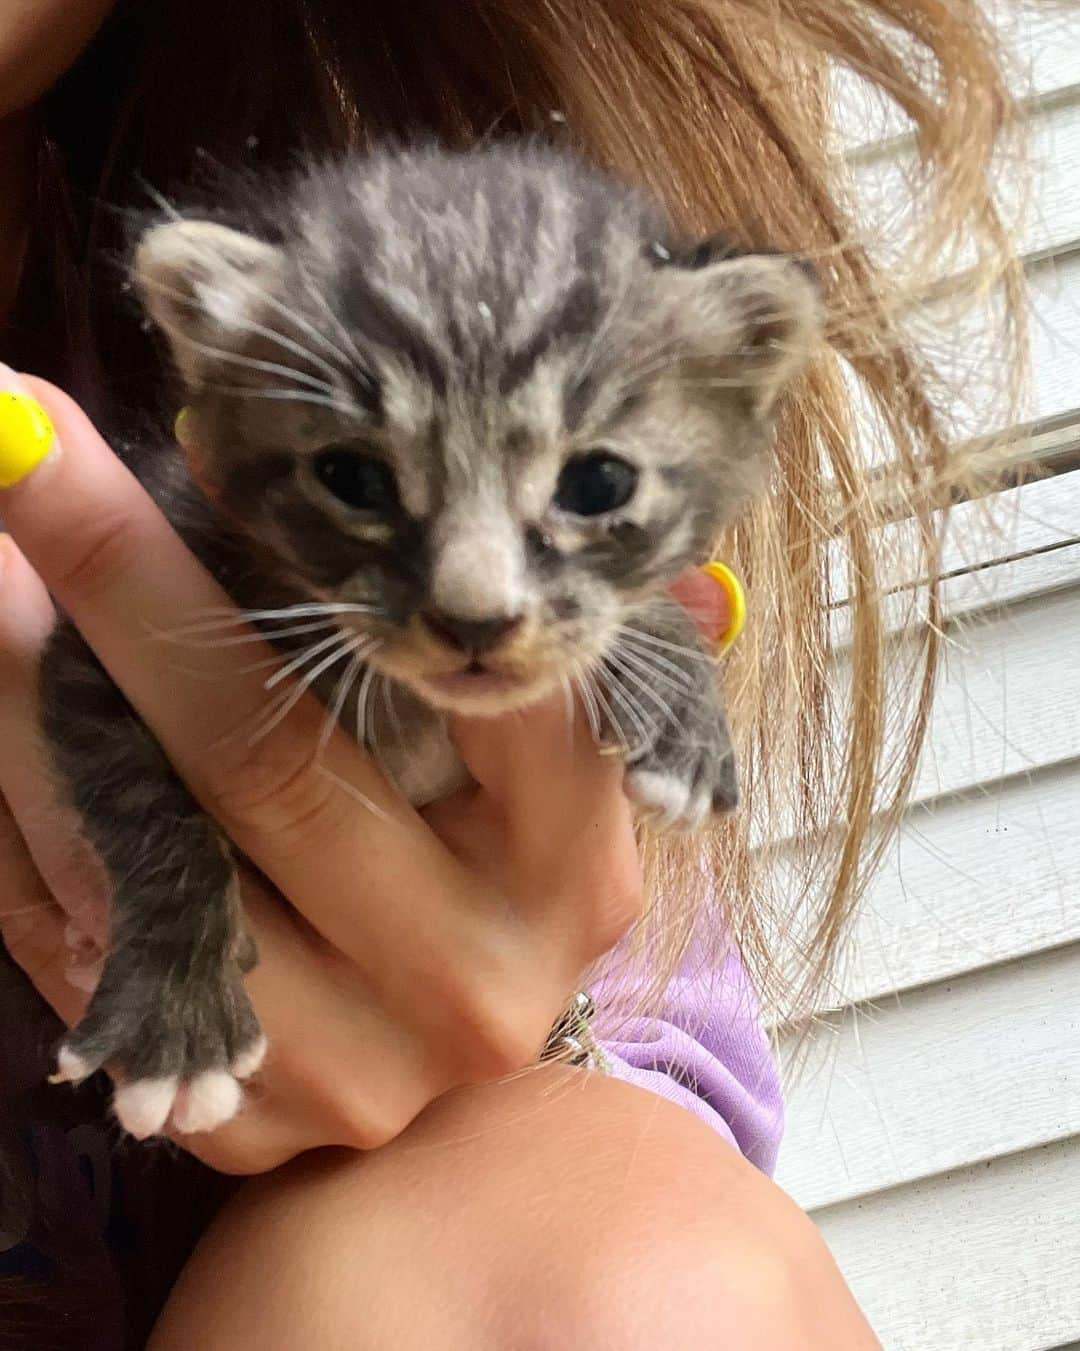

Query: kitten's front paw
[604,601,739,832]
[625,741,738,832]
[51,966,267,1140]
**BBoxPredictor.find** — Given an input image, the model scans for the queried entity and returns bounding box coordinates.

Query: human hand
[0,370,734,1173]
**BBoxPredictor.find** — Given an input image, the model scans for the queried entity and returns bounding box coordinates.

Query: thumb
[450,692,634,890]
[451,691,622,824]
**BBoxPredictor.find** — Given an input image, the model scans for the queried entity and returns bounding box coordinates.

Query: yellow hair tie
[702,562,747,651]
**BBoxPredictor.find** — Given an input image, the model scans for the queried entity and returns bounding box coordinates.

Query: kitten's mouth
[425,660,530,700]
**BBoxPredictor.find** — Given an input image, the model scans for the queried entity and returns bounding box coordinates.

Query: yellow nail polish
[0,392,56,488]
[702,562,746,651]
[174,405,192,445]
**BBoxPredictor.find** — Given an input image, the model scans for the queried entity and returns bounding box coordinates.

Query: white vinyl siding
[775,8,1080,1348]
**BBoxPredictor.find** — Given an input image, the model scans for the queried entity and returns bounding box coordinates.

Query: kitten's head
[136,144,820,714]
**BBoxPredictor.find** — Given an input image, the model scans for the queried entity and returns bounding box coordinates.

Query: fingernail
[0,366,58,489]
[174,405,193,446]
[702,562,747,651]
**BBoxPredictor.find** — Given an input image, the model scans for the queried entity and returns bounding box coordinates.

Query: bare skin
[152,1068,881,1351]
[0,3,882,1344]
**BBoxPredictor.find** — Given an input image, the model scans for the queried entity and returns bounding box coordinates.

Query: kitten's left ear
[134,220,288,390]
[651,244,822,416]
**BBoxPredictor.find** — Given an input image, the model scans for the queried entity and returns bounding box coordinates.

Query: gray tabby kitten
[40,142,820,1139]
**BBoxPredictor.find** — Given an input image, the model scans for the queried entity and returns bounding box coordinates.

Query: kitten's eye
[313,448,399,513]
[554,452,638,517]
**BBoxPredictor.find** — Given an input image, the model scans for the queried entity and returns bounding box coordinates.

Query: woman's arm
[151,1065,882,1350]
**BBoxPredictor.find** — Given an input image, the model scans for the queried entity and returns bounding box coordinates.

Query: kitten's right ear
[649,243,822,418]
[134,220,287,390]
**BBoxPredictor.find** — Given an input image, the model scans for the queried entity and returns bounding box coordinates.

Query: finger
[669,566,734,646]
[452,694,625,866]
[450,696,642,952]
[0,798,89,1027]
[0,535,110,943]
[0,372,469,955]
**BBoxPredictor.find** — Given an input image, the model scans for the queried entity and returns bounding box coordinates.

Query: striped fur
[40,143,820,1136]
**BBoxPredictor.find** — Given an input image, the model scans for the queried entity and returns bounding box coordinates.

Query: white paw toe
[171,1070,243,1135]
[626,770,693,831]
[686,788,712,830]
[231,1035,268,1081]
[49,1045,93,1086]
[114,1076,179,1139]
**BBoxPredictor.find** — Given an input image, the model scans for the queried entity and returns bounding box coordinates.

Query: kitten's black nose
[422,611,524,655]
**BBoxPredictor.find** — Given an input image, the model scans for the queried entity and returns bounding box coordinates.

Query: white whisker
[558,674,577,747]
[201,385,360,417]
[378,677,414,781]
[582,671,627,752]
[247,635,363,744]
[354,663,378,750]
[264,630,352,690]
[141,274,346,392]
[177,601,380,633]
[601,664,657,752]
[612,640,694,696]
[614,628,697,689]
[607,651,688,739]
[297,265,369,371]
[618,624,714,665]
[317,647,369,753]
[163,618,341,650]
[138,178,183,222]
[176,248,365,397]
[148,305,339,396]
[316,763,391,822]
[243,277,358,381]
[573,674,602,743]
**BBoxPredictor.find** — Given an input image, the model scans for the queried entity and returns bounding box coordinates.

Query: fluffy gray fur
[39,142,820,1138]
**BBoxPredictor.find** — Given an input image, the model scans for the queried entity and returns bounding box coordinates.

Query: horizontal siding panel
[910,581,1080,802]
[834,2,1080,153]
[785,756,1080,1010]
[927,536,1080,618]
[829,470,1080,643]
[811,1136,1080,1351]
[832,537,1080,648]
[762,575,1080,851]
[914,246,1080,439]
[831,244,1080,478]
[852,86,1080,272]
[804,18,1078,1347]
[776,942,1080,1209]
[905,457,1080,573]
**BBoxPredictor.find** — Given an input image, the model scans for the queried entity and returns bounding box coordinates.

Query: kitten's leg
[40,620,265,1139]
[605,599,738,831]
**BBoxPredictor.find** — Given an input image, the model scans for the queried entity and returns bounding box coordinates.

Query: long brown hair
[12,0,1024,1029]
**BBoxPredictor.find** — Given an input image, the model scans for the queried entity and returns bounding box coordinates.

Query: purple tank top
[0,944,783,1347]
[599,947,784,1174]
